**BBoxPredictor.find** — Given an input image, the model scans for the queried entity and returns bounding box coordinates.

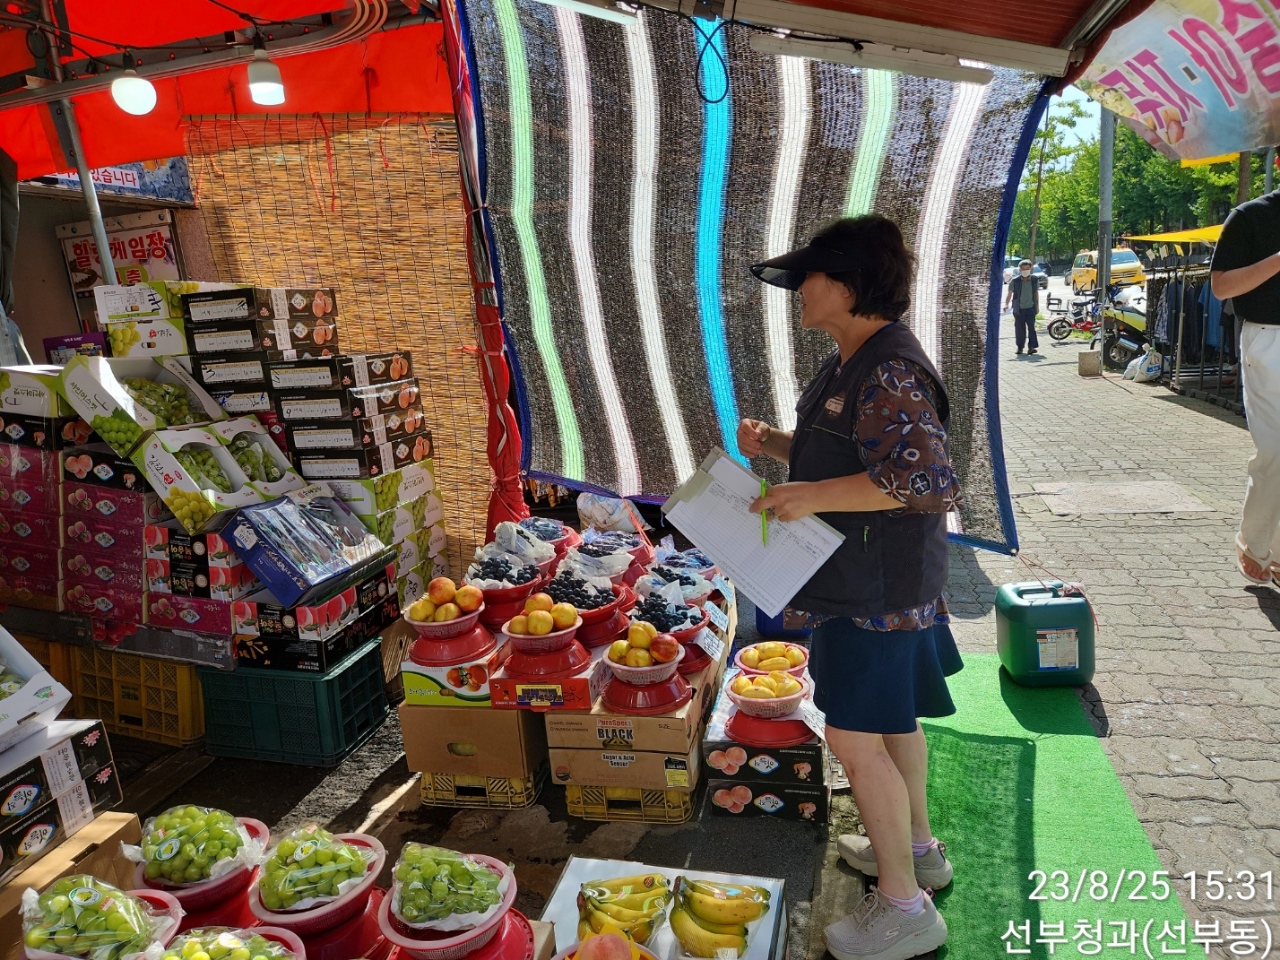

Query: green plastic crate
[198,639,388,766]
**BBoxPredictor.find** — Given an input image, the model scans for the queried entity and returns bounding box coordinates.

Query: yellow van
[1071,248,1146,293]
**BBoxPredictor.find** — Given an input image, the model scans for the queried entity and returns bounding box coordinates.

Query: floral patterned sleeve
[856,359,962,513]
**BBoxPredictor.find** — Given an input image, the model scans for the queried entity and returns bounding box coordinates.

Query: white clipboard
[661,449,844,618]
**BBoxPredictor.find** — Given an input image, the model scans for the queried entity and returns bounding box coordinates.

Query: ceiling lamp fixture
[532,0,637,26]
[248,40,285,106]
[110,69,157,116]
[749,33,994,85]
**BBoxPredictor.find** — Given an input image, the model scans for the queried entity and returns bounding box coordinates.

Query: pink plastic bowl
[501,616,582,655]
[174,927,306,958]
[26,890,183,960]
[375,855,515,960]
[726,675,811,719]
[734,643,809,677]
[604,644,685,685]
[135,818,269,911]
[405,604,484,639]
[248,833,386,936]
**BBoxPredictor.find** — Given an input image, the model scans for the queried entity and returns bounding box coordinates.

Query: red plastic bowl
[135,818,269,911]
[503,640,592,679]
[376,855,515,960]
[409,627,497,667]
[601,673,693,716]
[26,890,183,960]
[667,606,712,643]
[405,605,484,640]
[248,833,386,935]
[577,585,627,626]
[475,577,542,629]
[576,609,630,648]
[501,615,582,655]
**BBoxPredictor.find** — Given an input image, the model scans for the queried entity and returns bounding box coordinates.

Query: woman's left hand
[750,482,819,523]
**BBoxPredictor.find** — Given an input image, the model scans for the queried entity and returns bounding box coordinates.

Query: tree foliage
[1007,97,1275,262]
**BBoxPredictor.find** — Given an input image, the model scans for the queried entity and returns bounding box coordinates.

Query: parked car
[1071,248,1146,293]
[1002,257,1049,289]
[1035,260,1052,277]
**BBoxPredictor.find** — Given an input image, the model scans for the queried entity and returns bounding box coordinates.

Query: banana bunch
[576,873,672,944]
[669,877,770,958]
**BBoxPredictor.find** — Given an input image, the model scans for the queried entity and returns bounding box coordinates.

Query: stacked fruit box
[0,368,89,613]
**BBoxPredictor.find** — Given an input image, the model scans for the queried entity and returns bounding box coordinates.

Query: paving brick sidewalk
[947,312,1280,929]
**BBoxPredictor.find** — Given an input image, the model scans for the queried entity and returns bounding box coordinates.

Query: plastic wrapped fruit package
[0,657,24,702]
[558,547,630,581]
[630,584,701,634]
[227,432,284,484]
[158,928,299,960]
[545,567,615,611]
[123,806,264,886]
[668,877,769,958]
[635,566,711,603]
[390,843,510,932]
[653,547,715,574]
[488,521,555,564]
[576,872,671,944]
[120,378,203,428]
[518,516,567,543]
[465,549,541,590]
[257,826,374,911]
[21,876,171,960]
[173,444,236,495]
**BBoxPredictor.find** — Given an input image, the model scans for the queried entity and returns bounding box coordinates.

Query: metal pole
[39,0,114,294]
[1098,107,1115,358]
[1266,146,1276,194]
[57,100,116,288]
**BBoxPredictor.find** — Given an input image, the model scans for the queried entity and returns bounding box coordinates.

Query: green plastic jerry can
[995,581,1095,687]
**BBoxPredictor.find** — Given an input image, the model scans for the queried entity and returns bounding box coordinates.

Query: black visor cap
[750,243,858,291]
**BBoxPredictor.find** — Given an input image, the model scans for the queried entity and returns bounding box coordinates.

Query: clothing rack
[1146,261,1243,415]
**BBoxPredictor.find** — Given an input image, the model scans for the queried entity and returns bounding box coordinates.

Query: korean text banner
[1078,0,1280,160]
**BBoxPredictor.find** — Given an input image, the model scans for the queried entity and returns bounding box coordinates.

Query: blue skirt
[808,619,963,735]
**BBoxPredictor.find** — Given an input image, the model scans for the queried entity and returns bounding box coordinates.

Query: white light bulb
[248,50,285,106]
[110,70,157,116]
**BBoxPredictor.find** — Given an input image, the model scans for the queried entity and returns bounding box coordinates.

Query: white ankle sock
[884,889,925,916]
[912,838,937,857]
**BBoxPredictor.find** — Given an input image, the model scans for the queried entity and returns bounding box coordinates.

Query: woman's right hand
[738,419,771,459]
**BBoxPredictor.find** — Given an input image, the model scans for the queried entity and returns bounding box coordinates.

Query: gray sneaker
[824,888,948,960]
[837,834,954,890]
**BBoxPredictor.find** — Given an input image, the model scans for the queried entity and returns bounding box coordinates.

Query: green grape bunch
[392,844,504,926]
[108,323,141,357]
[228,433,283,485]
[141,806,249,886]
[160,929,298,960]
[374,472,402,513]
[175,446,233,494]
[258,827,371,912]
[23,875,156,960]
[165,487,216,534]
[90,410,143,456]
[122,377,202,427]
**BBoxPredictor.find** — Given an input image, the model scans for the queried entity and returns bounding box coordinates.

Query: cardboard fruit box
[254,316,340,358]
[181,286,338,323]
[0,446,59,485]
[295,431,434,481]
[57,356,226,457]
[284,403,426,451]
[0,477,61,515]
[235,593,399,672]
[62,480,168,529]
[131,426,262,534]
[62,513,144,560]
[205,385,275,417]
[273,377,422,423]
[266,350,412,391]
[0,509,62,547]
[60,444,144,490]
[0,627,73,753]
[61,548,146,592]
[184,352,270,389]
[327,460,435,517]
[221,483,394,608]
[0,413,88,451]
[207,416,305,500]
[0,367,75,418]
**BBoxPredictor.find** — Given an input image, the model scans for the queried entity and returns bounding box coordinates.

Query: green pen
[760,478,769,545]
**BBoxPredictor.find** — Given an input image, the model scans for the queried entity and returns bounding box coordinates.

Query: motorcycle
[1046,284,1147,370]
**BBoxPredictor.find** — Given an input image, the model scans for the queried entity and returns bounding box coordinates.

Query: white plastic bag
[577,493,650,533]
[1134,347,1163,383]
[1123,353,1142,380]
[560,546,631,579]
[489,521,555,563]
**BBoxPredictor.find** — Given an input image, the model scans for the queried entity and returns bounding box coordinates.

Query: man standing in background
[1004,259,1040,356]
[1211,188,1280,586]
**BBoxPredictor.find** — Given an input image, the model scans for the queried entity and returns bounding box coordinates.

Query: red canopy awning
[0,2,452,180]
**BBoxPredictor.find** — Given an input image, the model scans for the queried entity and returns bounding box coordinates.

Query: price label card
[798,700,827,741]
[706,603,730,632]
[690,627,724,662]
[711,575,735,603]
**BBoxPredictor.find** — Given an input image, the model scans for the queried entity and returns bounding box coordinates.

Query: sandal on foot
[1236,534,1271,585]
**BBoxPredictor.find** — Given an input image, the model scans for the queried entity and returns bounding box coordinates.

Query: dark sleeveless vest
[788,322,951,619]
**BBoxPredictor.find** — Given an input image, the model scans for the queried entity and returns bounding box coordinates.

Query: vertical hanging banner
[1076,0,1280,160]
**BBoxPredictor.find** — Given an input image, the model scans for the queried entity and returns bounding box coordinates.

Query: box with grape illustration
[57,356,227,457]
[130,427,262,535]
[0,367,74,417]
[322,459,435,517]
[205,416,304,500]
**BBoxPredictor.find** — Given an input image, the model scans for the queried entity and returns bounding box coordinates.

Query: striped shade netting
[462,0,1040,552]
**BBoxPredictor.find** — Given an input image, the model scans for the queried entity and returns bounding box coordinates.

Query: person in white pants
[1210,188,1280,585]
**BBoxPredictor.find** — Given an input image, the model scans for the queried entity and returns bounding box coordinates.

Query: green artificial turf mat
[923,654,1187,958]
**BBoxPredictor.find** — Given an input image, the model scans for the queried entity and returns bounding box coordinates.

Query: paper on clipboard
[662,449,844,618]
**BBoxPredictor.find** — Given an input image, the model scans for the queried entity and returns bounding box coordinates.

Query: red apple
[427,576,457,605]
[649,633,680,663]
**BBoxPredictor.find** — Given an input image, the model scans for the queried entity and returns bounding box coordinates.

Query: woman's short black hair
[811,215,916,322]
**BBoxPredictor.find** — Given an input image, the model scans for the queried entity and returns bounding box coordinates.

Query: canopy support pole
[59,100,117,294]
[1098,107,1114,357]
[1266,146,1275,194]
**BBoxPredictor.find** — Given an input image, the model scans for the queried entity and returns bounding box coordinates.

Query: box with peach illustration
[62,481,168,529]
[0,509,62,547]
[706,779,829,821]
[63,579,145,624]
[145,558,259,601]
[273,377,421,423]
[62,515,145,561]
[0,542,60,580]
[0,446,59,485]
[702,684,825,785]
[0,476,60,514]
[401,640,511,709]
[266,351,411,391]
[62,549,147,592]
[60,445,145,491]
